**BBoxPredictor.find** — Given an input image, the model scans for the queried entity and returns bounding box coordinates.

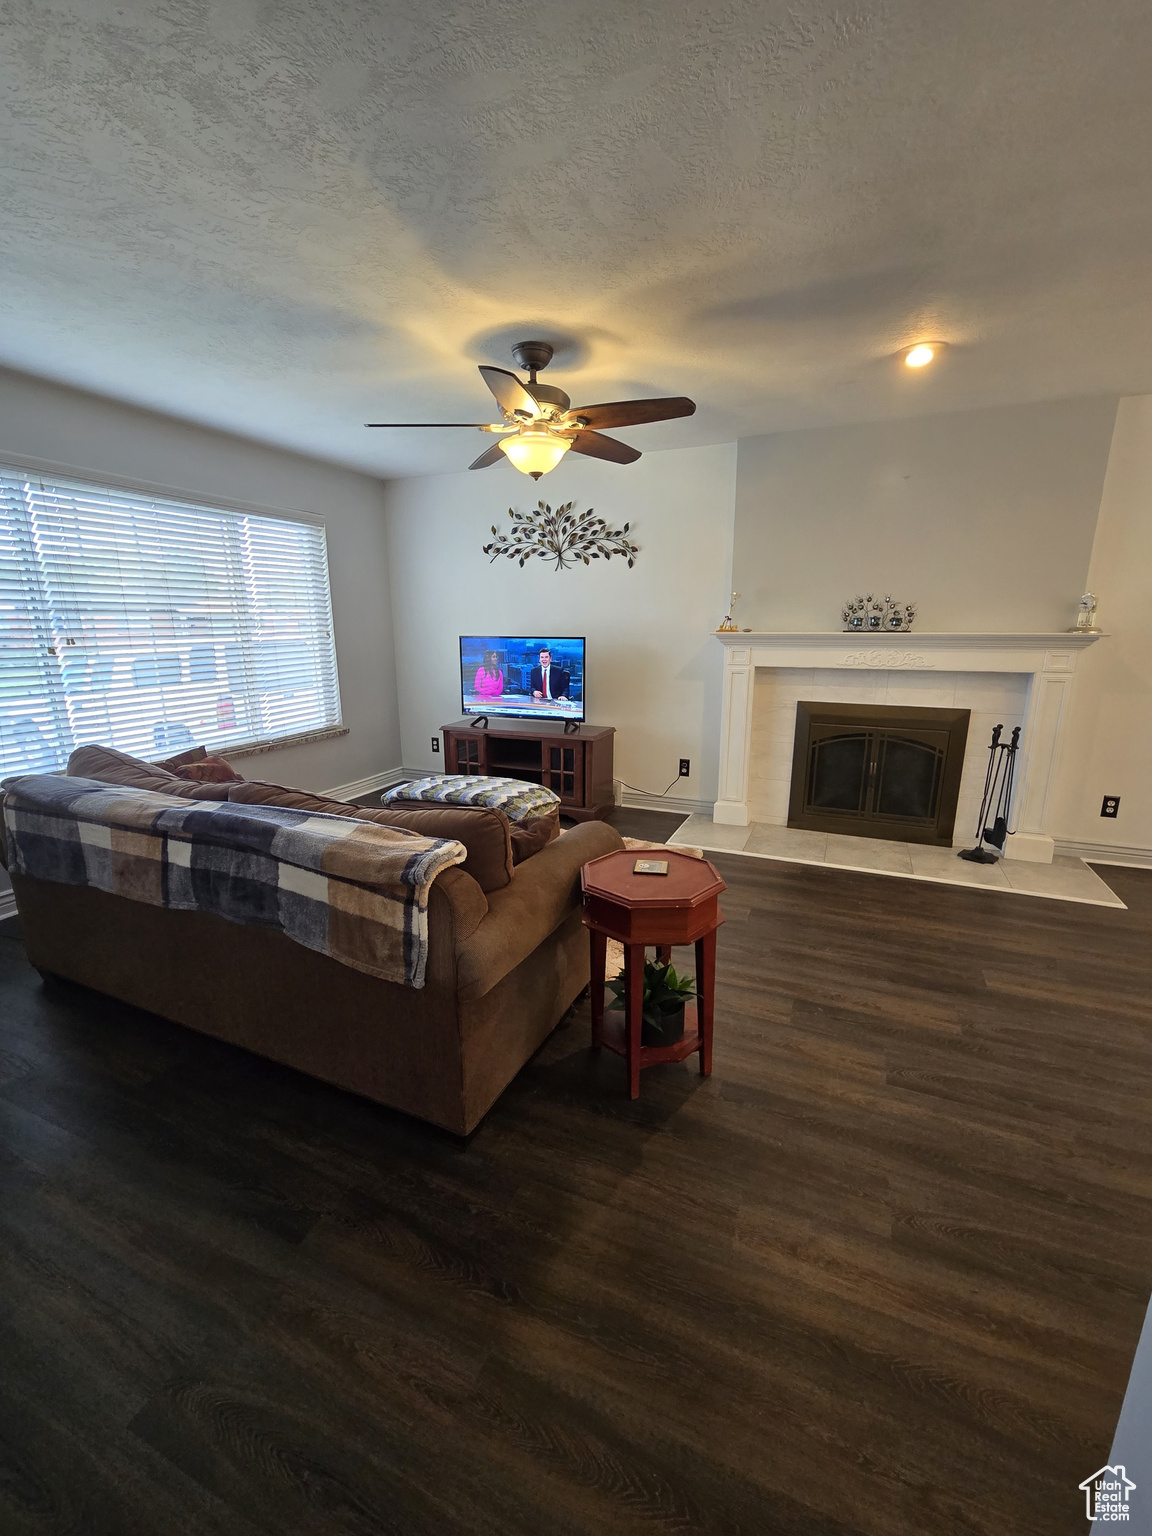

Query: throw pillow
[154,745,208,773]
[174,754,243,783]
[382,774,559,824]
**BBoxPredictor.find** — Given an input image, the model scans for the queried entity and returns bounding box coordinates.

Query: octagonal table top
[580,848,726,910]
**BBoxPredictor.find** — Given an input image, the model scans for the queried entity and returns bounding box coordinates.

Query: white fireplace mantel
[713,630,1105,862]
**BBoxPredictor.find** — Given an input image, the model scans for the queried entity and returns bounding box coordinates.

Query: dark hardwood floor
[1,836,1149,1535]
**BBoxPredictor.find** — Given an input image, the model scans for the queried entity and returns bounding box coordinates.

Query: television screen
[460,636,585,723]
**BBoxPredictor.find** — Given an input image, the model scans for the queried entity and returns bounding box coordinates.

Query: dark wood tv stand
[441,718,616,822]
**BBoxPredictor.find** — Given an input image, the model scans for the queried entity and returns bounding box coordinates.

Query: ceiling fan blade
[568,430,642,465]
[468,443,507,471]
[571,396,696,431]
[478,366,539,418]
[364,422,491,427]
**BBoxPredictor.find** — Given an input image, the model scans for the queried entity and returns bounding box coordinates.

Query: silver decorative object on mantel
[841,593,917,632]
[1069,592,1100,632]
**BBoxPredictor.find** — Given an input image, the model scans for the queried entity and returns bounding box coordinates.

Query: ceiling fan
[366,341,696,479]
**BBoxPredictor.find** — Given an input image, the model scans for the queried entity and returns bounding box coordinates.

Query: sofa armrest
[455,820,624,1001]
[434,866,488,943]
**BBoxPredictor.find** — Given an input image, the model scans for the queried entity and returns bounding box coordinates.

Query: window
[0,464,342,775]
[188,645,218,682]
[132,654,184,688]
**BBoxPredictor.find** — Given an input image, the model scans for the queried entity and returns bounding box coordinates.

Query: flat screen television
[460,636,585,723]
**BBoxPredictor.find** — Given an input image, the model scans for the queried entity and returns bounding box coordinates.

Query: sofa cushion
[506,807,560,864]
[156,778,236,800]
[69,742,180,790]
[66,743,234,800]
[226,781,515,892]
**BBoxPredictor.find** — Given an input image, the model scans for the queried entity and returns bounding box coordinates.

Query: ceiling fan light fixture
[365,342,696,474]
[499,430,571,479]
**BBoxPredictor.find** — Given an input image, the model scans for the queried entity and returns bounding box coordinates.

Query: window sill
[224,726,349,761]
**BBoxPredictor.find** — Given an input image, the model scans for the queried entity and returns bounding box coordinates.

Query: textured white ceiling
[1,0,1149,477]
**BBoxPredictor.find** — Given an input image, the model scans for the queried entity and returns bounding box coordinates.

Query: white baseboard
[0,886,17,923]
[1055,839,1152,869]
[617,787,712,817]
[321,766,408,801]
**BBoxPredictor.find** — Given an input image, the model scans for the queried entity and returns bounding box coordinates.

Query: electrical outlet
[1101,795,1120,818]
[679,758,691,778]
[431,736,440,754]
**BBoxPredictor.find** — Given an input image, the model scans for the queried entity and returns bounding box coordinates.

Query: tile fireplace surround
[714,632,1104,864]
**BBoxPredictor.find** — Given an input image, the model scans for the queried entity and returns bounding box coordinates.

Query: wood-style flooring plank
[0,855,1149,1535]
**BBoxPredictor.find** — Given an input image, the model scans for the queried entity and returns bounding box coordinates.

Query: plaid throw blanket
[2,775,467,989]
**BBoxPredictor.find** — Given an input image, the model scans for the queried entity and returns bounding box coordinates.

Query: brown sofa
[0,745,623,1134]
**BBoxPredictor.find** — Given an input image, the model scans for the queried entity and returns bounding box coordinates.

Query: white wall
[0,367,400,913]
[733,397,1118,633]
[385,443,737,805]
[1049,395,1152,857]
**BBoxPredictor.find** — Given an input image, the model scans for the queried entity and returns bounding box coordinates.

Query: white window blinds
[0,465,341,775]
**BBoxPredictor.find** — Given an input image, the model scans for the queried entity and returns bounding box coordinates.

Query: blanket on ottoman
[2,775,467,988]
[383,773,559,823]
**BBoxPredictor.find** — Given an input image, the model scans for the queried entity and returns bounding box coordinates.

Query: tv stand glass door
[543,740,583,803]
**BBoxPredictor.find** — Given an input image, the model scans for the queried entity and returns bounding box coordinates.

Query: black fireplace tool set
[959,724,1021,863]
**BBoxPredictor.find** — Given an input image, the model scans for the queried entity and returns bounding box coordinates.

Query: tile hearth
[667,814,1125,909]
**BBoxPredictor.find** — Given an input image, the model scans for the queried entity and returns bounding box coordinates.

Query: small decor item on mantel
[483,501,638,570]
[1069,592,1100,633]
[842,593,917,632]
[606,957,698,1047]
[717,591,741,631]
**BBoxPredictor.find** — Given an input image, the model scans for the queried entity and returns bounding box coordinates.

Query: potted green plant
[606,958,698,1047]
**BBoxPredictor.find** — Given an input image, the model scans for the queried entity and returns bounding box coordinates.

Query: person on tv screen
[529,647,571,703]
[473,649,504,699]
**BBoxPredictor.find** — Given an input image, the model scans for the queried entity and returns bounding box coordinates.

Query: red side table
[581,849,726,1098]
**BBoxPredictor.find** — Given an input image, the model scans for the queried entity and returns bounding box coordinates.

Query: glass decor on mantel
[1070,592,1100,633]
[841,594,917,632]
[717,591,741,632]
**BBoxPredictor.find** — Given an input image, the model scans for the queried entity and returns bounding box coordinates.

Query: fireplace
[714,632,1104,863]
[788,702,970,846]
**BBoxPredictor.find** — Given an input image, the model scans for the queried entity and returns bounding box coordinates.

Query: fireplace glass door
[789,703,970,845]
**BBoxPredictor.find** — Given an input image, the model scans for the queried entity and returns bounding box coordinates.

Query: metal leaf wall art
[483,501,639,571]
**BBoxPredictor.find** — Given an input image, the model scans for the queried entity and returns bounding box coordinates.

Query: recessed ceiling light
[903,343,938,368]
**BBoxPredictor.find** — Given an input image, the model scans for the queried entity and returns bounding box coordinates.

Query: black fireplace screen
[789,703,970,845]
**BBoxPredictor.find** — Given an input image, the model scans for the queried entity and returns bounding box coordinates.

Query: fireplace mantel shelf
[712,629,1104,862]
[714,630,1105,647]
